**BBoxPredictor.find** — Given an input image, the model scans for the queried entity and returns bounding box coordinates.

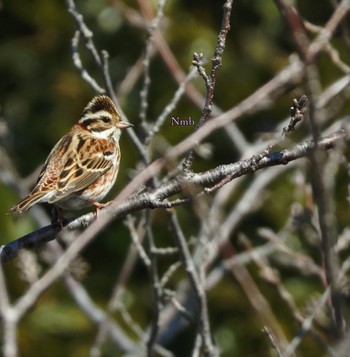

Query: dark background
[0,1,348,356]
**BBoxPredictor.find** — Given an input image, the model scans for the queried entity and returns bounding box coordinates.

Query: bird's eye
[102,116,111,123]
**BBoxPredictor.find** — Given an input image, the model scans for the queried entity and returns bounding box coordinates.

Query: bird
[9,95,133,214]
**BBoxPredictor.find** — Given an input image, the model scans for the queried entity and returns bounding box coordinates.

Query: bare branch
[166,210,218,356]
[139,0,168,131]
[276,0,346,337]
[2,127,347,263]
[71,30,105,93]
[183,0,233,172]
[282,95,308,136]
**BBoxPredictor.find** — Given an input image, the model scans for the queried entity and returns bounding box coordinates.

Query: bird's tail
[9,191,45,214]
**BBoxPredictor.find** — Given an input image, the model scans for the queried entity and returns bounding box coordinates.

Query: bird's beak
[117,120,134,129]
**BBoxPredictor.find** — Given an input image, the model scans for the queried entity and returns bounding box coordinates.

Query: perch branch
[2,126,347,264]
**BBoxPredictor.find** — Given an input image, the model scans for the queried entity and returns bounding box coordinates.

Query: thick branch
[1,127,347,263]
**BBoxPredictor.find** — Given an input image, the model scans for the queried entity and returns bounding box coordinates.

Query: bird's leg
[91,201,110,218]
[51,206,66,228]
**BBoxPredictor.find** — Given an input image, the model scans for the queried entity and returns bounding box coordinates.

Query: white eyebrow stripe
[79,110,113,123]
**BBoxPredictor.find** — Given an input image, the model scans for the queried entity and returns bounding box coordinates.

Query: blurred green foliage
[0,0,349,356]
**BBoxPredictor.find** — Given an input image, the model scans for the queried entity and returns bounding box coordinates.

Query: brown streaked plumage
[9,95,133,213]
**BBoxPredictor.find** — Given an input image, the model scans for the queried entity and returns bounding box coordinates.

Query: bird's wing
[46,133,116,203]
[9,130,117,211]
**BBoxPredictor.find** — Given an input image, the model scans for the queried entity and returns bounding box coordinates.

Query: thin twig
[71,30,105,93]
[0,261,18,357]
[166,210,218,357]
[275,0,346,339]
[145,66,198,144]
[183,0,233,173]
[146,212,163,356]
[282,95,308,136]
[65,0,147,162]
[139,0,168,132]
